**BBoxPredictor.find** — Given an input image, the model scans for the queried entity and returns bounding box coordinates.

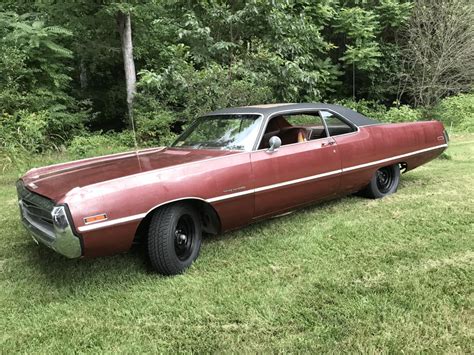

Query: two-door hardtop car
[17,103,449,275]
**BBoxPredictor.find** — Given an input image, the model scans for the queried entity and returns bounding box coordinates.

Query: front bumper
[17,182,82,258]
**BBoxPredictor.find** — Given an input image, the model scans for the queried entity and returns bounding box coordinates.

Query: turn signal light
[84,214,108,224]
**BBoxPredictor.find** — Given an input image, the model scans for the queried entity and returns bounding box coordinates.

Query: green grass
[1,135,473,353]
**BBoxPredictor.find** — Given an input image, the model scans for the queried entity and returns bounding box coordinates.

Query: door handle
[321,141,335,147]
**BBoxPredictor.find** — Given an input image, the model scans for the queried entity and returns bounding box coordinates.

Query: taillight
[443,130,449,144]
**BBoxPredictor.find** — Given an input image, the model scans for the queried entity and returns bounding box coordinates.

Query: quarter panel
[335,121,447,194]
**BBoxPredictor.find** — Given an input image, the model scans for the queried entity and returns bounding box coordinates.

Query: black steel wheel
[376,166,395,194]
[148,203,202,275]
[174,214,196,261]
[361,164,400,199]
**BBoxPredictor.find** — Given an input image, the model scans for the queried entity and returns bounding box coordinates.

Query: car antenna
[128,104,142,171]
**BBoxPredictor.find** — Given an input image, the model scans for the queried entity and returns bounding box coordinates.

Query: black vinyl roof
[206,103,380,127]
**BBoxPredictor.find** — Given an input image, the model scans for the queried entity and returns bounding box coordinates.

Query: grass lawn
[1,134,473,353]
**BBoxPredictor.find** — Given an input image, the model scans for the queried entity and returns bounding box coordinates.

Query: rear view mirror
[267,136,282,153]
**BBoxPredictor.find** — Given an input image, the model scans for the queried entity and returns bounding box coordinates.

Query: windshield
[172,114,263,151]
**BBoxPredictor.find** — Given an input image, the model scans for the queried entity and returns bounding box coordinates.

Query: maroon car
[17,103,448,275]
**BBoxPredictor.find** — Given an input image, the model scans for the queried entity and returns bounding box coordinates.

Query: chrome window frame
[252,108,360,151]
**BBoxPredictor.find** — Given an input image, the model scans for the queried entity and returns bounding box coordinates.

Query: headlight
[51,206,69,231]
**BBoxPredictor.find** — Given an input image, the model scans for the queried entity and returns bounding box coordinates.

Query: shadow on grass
[202,194,360,245]
[19,239,152,290]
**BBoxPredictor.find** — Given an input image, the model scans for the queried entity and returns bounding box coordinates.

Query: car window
[319,110,355,136]
[172,114,263,151]
[258,113,327,149]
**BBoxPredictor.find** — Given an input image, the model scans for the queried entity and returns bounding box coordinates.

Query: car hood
[21,147,238,202]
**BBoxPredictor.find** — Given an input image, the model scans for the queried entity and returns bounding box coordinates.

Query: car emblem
[28,183,38,189]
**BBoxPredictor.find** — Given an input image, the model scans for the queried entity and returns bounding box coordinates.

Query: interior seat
[279,127,310,145]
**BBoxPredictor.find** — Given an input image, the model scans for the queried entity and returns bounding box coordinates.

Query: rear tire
[361,164,400,199]
[147,203,202,275]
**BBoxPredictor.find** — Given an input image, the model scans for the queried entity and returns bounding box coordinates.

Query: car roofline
[204,103,380,127]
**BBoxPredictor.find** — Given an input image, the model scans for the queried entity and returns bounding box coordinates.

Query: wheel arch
[134,198,222,242]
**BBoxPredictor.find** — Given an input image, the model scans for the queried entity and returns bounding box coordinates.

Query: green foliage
[0,9,88,151]
[433,93,474,132]
[133,94,178,147]
[0,11,73,109]
[376,0,413,29]
[335,7,381,70]
[2,0,469,155]
[0,111,48,152]
[334,98,421,123]
[136,61,273,145]
[68,131,135,158]
[260,1,340,101]
[380,105,422,123]
[0,110,49,172]
[178,64,273,118]
[333,98,387,119]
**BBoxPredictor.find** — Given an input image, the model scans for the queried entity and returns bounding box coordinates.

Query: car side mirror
[267,136,282,153]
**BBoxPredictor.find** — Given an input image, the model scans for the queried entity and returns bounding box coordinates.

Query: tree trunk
[79,59,88,89]
[117,11,136,125]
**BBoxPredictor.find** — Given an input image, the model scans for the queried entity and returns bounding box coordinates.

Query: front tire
[362,164,400,199]
[147,203,202,275]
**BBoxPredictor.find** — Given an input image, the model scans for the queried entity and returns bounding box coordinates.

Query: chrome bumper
[17,183,82,258]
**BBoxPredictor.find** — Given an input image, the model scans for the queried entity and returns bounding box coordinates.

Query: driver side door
[250,112,342,218]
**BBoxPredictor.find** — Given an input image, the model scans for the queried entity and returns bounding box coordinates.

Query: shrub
[133,94,178,147]
[0,108,87,151]
[137,60,273,143]
[433,93,474,132]
[68,132,135,158]
[333,99,421,123]
[0,110,49,152]
[179,64,274,119]
[378,105,422,123]
[332,98,386,120]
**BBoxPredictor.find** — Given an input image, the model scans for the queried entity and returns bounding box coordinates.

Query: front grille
[21,198,53,226]
[16,181,55,240]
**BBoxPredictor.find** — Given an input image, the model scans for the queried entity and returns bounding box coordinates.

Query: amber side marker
[83,214,108,224]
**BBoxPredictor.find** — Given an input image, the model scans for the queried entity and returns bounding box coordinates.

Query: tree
[335,6,381,99]
[117,10,136,126]
[399,0,474,107]
[0,10,88,151]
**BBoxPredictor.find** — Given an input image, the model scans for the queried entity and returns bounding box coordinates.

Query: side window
[319,110,355,136]
[258,113,327,149]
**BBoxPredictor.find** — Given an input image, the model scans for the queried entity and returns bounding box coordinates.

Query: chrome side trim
[77,143,447,232]
[78,213,146,232]
[77,197,210,232]
[205,111,266,118]
[253,170,341,193]
[341,144,448,173]
[207,189,254,203]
